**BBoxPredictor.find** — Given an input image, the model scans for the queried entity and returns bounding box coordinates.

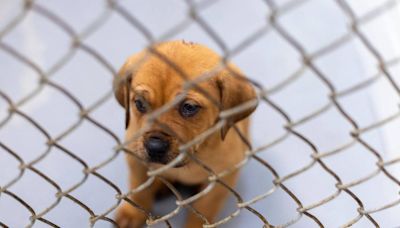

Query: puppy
[114,41,257,228]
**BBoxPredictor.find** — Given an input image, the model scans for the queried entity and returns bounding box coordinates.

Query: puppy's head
[114,41,257,166]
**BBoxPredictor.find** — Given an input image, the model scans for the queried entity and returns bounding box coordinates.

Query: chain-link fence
[1,0,400,227]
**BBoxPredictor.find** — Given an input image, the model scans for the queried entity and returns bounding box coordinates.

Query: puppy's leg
[185,171,239,228]
[116,156,162,228]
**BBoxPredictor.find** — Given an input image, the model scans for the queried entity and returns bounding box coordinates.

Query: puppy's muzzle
[144,132,170,163]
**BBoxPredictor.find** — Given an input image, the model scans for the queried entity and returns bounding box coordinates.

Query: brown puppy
[114,41,257,228]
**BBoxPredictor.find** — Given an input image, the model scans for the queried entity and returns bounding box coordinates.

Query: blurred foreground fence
[1,0,400,227]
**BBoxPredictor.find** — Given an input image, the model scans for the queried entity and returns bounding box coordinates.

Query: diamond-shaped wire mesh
[1,0,400,227]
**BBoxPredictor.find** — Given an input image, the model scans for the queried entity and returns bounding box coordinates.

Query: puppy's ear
[113,59,134,129]
[216,68,258,140]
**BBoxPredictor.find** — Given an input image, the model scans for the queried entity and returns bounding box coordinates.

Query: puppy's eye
[135,99,147,113]
[179,102,200,117]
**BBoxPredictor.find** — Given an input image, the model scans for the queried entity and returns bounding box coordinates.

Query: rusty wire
[1,0,400,227]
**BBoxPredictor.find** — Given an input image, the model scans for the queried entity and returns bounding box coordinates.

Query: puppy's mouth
[147,157,172,166]
[146,152,170,164]
[146,151,189,168]
[143,133,193,168]
[145,146,195,168]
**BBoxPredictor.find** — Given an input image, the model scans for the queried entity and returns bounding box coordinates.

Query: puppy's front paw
[115,203,147,228]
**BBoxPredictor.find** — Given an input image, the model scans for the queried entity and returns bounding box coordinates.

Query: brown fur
[114,41,257,228]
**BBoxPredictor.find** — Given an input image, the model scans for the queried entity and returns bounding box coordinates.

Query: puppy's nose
[144,135,170,162]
